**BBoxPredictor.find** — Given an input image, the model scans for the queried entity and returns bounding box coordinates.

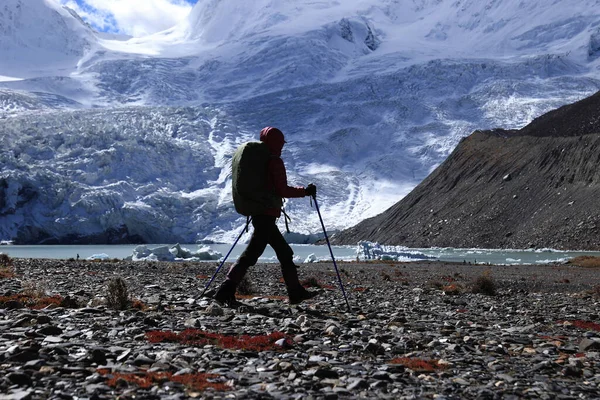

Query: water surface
[2,244,600,265]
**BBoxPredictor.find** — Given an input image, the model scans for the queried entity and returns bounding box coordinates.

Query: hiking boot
[213,280,238,306]
[289,286,319,305]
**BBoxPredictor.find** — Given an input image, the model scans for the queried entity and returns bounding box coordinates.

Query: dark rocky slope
[332,91,600,250]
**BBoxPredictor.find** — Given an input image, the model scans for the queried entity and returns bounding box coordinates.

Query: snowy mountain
[1,0,600,244]
[0,0,96,78]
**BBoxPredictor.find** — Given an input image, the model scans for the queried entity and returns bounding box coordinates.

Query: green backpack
[231,142,283,216]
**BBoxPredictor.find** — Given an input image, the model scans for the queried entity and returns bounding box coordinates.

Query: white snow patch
[0,76,23,82]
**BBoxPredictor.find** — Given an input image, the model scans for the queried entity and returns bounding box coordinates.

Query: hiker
[213,126,318,306]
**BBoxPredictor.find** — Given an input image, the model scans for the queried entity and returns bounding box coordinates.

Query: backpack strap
[281,209,291,233]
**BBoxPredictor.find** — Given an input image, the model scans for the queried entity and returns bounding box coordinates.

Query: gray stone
[346,378,369,390]
[6,372,32,387]
[579,338,600,352]
[37,325,63,335]
[0,390,32,400]
[314,368,339,379]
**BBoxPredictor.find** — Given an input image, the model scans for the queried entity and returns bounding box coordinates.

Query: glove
[305,183,317,198]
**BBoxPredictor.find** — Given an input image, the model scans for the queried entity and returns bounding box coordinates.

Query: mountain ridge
[330,91,600,250]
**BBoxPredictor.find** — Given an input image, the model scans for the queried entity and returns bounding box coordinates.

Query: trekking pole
[200,218,251,298]
[312,195,351,312]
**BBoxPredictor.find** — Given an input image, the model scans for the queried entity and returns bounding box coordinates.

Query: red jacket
[260,127,306,217]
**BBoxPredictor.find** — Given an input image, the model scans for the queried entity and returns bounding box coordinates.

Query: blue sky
[59,0,198,37]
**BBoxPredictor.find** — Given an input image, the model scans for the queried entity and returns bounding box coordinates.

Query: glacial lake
[2,244,600,265]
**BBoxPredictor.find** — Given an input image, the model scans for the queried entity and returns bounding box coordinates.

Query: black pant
[225,215,295,284]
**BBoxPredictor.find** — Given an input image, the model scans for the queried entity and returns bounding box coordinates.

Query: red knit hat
[259,126,285,156]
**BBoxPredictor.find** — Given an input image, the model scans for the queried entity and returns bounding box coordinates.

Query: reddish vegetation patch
[558,320,600,332]
[146,329,288,352]
[0,267,16,279]
[442,284,462,295]
[300,278,322,288]
[97,369,229,391]
[196,274,209,279]
[539,334,568,341]
[0,294,63,309]
[353,287,367,292]
[390,357,446,372]
[132,299,147,311]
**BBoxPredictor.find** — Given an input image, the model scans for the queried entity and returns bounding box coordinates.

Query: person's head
[259,126,285,156]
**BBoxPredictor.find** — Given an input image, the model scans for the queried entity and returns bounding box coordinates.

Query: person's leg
[265,220,318,304]
[214,216,270,303]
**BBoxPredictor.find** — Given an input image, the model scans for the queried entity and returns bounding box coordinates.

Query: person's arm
[269,157,306,198]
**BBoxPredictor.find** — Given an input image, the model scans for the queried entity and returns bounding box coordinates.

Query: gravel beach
[1,258,599,399]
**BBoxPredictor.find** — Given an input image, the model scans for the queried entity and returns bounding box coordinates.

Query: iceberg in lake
[357,241,436,262]
[130,244,222,262]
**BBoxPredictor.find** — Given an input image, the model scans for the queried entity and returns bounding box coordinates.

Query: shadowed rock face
[331,91,600,250]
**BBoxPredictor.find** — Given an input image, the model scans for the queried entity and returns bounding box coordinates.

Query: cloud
[59,0,194,37]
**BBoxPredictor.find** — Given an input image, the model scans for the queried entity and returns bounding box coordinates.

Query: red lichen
[300,277,321,288]
[146,329,288,352]
[132,299,147,310]
[0,294,63,309]
[558,320,600,332]
[0,267,16,279]
[97,370,229,391]
[442,284,462,295]
[538,334,568,341]
[390,357,446,372]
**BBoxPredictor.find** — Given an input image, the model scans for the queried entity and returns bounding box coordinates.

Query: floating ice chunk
[131,244,221,261]
[170,243,192,259]
[87,253,110,260]
[356,241,437,262]
[131,245,151,261]
[304,253,317,263]
[189,246,222,261]
[149,246,175,261]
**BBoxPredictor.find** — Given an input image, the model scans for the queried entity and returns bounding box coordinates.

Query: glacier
[1,0,600,244]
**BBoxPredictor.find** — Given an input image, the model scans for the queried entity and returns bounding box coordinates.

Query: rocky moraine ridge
[0,257,599,399]
[331,91,600,250]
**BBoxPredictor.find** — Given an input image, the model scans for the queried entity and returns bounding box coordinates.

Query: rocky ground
[1,258,599,399]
